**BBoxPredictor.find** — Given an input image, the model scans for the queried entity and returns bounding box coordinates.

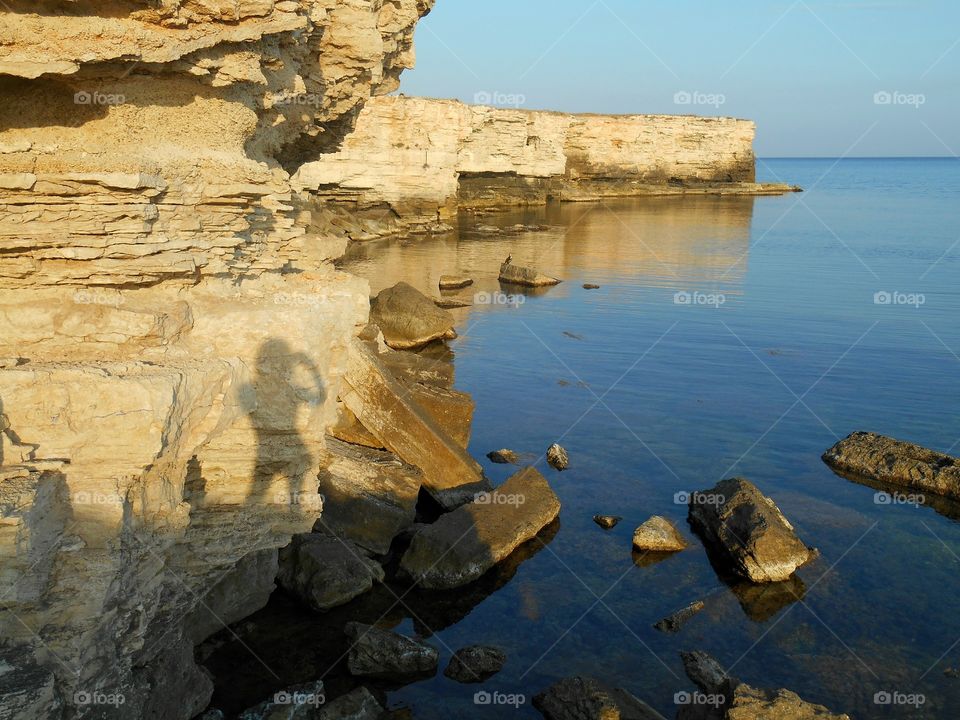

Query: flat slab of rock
[370,281,457,349]
[344,623,439,681]
[533,676,667,720]
[443,645,506,683]
[317,687,383,720]
[546,443,569,470]
[377,347,454,388]
[278,534,384,612]
[823,431,960,501]
[688,478,815,583]
[633,516,687,552]
[499,258,561,287]
[341,338,489,510]
[439,274,473,290]
[400,466,561,589]
[399,380,475,448]
[317,439,421,555]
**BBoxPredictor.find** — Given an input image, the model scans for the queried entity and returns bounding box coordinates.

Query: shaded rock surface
[400,467,561,589]
[344,623,439,681]
[533,676,667,720]
[278,534,384,612]
[488,448,520,464]
[369,282,457,350]
[500,258,561,287]
[594,515,622,529]
[238,680,326,720]
[443,645,507,683]
[318,687,383,720]
[688,478,815,583]
[546,443,570,470]
[823,431,960,501]
[633,516,688,552]
[654,600,705,633]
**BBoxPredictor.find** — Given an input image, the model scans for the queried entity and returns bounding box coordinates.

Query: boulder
[400,467,561,589]
[823,431,960,501]
[316,439,421,555]
[443,645,507,683]
[369,282,457,350]
[688,478,815,583]
[487,448,520,464]
[499,257,561,287]
[344,623,439,681]
[277,534,384,612]
[439,274,473,290]
[680,650,738,698]
[726,685,851,720]
[318,687,383,720]
[238,680,326,720]
[533,676,667,720]
[593,514,622,529]
[654,600,705,633]
[632,516,688,552]
[546,443,569,471]
[340,338,490,510]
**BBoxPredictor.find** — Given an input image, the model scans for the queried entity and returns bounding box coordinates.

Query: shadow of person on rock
[239,339,326,508]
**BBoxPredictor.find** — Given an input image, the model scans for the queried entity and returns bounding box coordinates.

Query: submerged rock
[654,599,705,633]
[688,478,815,584]
[344,623,439,681]
[546,443,569,471]
[823,431,960,501]
[439,274,473,290]
[318,687,383,720]
[593,514,622,529]
[633,516,688,552]
[499,257,561,287]
[238,680,326,720]
[443,645,507,683]
[277,534,384,612]
[400,466,561,589]
[583,283,601,290]
[487,448,520,464]
[369,281,457,349]
[533,676,667,720]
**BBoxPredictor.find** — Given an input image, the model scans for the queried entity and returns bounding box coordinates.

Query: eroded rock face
[688,478,816,583]
[823,431,960,500]
[0,1,435,718]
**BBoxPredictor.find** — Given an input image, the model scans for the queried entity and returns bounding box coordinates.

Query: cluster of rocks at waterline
[688,478,816,583]
[677,650,851,720]
[443,645,507,683]
[534,676,668,720]
[823,431,960,501]
[499,256,562,287]
[475,223,551,235]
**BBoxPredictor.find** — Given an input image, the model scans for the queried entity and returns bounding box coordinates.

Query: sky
[398,0,960,157]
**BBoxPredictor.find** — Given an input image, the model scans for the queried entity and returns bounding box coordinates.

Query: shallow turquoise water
[206,159,960,718]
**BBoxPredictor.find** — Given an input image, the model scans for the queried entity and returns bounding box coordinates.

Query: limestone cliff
[0,2,433,718]
[294,95,789,236]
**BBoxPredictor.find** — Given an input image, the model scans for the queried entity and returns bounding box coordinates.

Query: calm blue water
[207,159,960,718]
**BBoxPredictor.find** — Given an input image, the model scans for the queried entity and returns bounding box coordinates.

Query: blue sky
[398,0,960,157]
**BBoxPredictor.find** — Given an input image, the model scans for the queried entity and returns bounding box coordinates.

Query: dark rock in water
[823,431,960,501]
[344,623,439,681]
[369,281,457,349]
[443,645,507,683]
[680,650,738,697]
[562,331,584,340]
[945,667,960,679]
[400,466,561,589]
[593,514,622,529]
[499,256,561,287]
[487,448,520,464]
[632,516,688,552]
[238,680,326,720]
[688,478,816,583]
[654,600,705,633]
[318,687,383,720]
[533,676,667,720]
[546,443,569,471]
[439,274,473,290]
[277,534,384,612]
[583,283,601,290]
